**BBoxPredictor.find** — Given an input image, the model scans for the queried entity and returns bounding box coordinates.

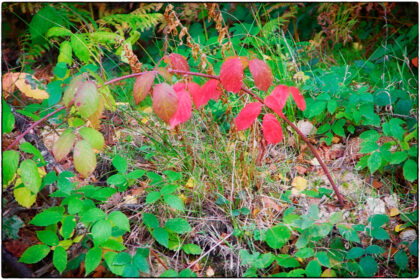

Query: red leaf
[133,71,155,105]
[173,82,186,92]
[201,79,222,101]
[249,59,273,92]
[234,102,262,131]
[152,83,179,124]
[165,53,190,72]
[187,82,204,108]
[263,114,283,144]
[220,57,243,93]
[264,85,289,116]
[290,86,306,111]
[169,89,192,129]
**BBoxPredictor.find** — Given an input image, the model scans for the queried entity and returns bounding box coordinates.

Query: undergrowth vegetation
[2,3,418,277]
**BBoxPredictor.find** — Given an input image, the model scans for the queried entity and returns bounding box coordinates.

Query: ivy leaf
[53,246,67,274]
[19,159,42,194]
[85,247,102,276]
[169,89,192,129]
[108,211,130,232]
[152,83,179,124]
[262,114,283,144]
[290,86,306,111]
[19,244,50,264]
[53,129,75,162]
[264,85,289,116]
[73,140,96,178]
[234,102,262,131]
[249,59,273,92]
[133,71,156,105]
[74,81,99,119]
[220,57,243,93]
[165,53,190,72]
[79,127,104,151]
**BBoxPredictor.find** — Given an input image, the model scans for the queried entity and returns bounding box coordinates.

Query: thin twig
[150,248,168,270]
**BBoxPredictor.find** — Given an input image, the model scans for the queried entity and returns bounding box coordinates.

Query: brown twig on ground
[149,248,168,270]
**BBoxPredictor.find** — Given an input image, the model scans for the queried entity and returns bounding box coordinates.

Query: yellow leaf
[321,269,337,277]
[73,235,84,243]
[185,177,195,189]
[3,73,49,100]
[37,167,46,178]
[58,239,73,250]
[141,118,149,124]
[395,224,405,232]
[143,106,153,114]
[332,136,341,144]
[389,207,400,217]
[14,184,37,208]
[291,176,307,191]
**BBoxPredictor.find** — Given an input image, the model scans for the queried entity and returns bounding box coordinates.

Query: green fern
[98,10,162,32]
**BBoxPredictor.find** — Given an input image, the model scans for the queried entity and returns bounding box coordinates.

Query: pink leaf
[201,79,222,101]
[264,85,290,116]
[173,82,186,92]
[249,59,273,92]
[290,86,306,111]
[133,71,156,105]
[263,114,283,144]
[220,57,243,93]
[169,89,192,129]
[187,82,204,109]
[165,53,190,72]
[234,102,262,131]
[152,83,179,124]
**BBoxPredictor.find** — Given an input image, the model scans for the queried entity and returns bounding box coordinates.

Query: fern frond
[98,12,162,32]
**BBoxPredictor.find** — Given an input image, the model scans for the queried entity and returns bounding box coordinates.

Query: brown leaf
[262,196,282,212]
[295,165,307,175]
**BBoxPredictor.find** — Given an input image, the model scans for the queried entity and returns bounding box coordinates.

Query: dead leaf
[297,120,314,137]
[310,157,320,166]
[372,179,383,189]
[295,165,307,175]
[206,266,215,277]
[389,207,399,217]
[2,73,49,99]
[262,196,282,212]
[291,176,307,191]
[185,177,195,189]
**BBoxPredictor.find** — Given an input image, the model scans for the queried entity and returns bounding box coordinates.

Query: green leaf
[73,140,96,177]
[305,260,321,277]
[58,41,72,66]
[332,119,346,137]
[327,100,338,114]
[74,81,99,119]
[62,215,76,239]
[142,213,159,229]
[52,129,75,162]
[147,172,164,185]
[182,244,202,255]
[146,191,161,204]
[113,252,132,265]
[265,224,290,249]
[276,254,300,268]
[160,184,178,195]
[403,159,418,182]
[369,214,389,228]
[160,269,178,277]
[79,127,105,151]
[104,252,125,276]
[133,254,149,273]
[85,247,102,276]
[80,208,106,224]
[371,227,390,240]
[53,246,67,274]
[164,218,192,234]
[30,211,62,226]
[101,239,126,251]
[366,245,385,255]
[346,247,365,259]
[367,152,382,174]
[62,75,84,106]
[47,80,63,106]
[19,244,50,264]
[127,169,146,180]
[92,219,112,245]
[3,150,19,185]
[68,197,84,215]
[2,99,15,134]
[163,194,185,211]
[112,156,127,174]
[37,230,59,246]
[46,26,72,38]
[316,251,331,267]
[19,159,42,194]
[71,34,90,63]
[123,263,139,277]
[179,268,197,277]
[287,268,306,277]
[389,118,405,141]
[360,141,379,153]
[108,211,130,232]
[389,151,408,165]
[107,174,127,186]
[152,227,169,248]
[359,130,380,142]
[295,248,314,258]
[136,248,149,258]
[337,224,360,243]
[359,255,377,277]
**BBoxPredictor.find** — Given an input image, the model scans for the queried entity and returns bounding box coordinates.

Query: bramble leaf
[201,79,222,101]
[249,59,273,92]
[79,127,104,151]
[264,85,289,116]
[152,83,178,124]
[62,75,85,107]
[53,129,75,162]
[133,71,155,105]
[220,57,243,93]
[234,102,262,131]
[74,81,99,118]
[262,114,283,144]
[165,53,190,72]
[290,86,306,111]
[169,89,192,129]
[73,140,96,178]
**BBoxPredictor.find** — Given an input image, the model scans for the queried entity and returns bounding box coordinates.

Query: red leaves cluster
[132,52,306,145]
